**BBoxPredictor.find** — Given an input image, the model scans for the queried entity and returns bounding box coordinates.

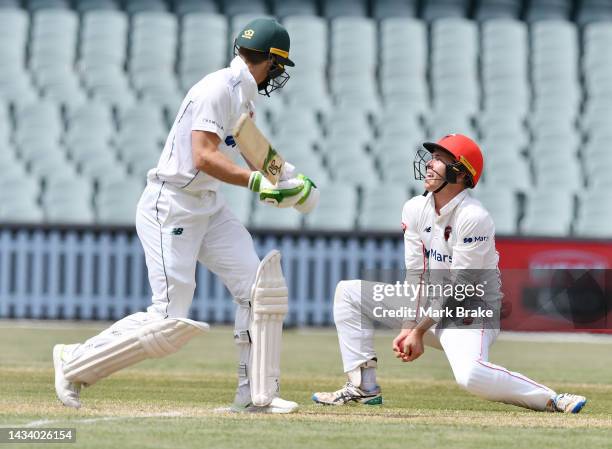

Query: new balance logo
[425,227,431,233]
[171,228,184,235]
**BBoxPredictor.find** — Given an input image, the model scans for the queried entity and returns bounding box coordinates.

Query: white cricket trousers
[71,180,260,383]
[334,280,556,411]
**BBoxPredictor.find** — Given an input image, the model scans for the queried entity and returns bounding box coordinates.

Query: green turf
[0,322,611,449]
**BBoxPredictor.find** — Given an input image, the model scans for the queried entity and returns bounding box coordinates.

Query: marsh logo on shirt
[463,236,489,243]
[426,248,452,263]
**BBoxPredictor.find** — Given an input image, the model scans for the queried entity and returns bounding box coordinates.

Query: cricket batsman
[312,134,587,413]
[53,18,318,413]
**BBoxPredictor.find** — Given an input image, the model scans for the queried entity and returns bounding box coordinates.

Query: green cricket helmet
[234,17,294,96]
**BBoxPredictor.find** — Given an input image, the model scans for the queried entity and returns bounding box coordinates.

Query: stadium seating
[0,1,608,238]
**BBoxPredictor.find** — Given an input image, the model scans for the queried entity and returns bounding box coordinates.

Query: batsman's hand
[293,174,319,214]
[248,171,305,208]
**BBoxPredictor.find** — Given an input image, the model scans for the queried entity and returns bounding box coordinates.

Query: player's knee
[333,280,360,322]
[334,280,357,303]
[453,362,480,392]
[232,256,261,302]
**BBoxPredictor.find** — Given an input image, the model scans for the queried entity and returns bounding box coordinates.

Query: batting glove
[248,171,305,208]
[294,174,319,214]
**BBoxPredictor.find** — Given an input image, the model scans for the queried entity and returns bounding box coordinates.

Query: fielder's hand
[248,171,305,208]
[392,328,412,355]
[399,330,425,362]
[293,174,319,214]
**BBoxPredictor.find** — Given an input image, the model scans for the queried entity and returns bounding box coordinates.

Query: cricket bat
[233,113,285,185]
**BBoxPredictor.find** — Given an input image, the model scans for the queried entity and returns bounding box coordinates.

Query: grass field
[0,321,611,449]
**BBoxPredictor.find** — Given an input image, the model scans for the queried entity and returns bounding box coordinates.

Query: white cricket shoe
[312,382,382,406]
[548,393,587,413]
[228,397,299,414]
[53,344,82,409]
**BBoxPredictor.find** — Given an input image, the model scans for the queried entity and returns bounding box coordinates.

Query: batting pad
[63,318,209,385]
[249,250,289,407]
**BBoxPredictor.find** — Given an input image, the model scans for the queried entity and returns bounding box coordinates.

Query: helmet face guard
[413,148,474,187]
[233,43,290,96]
[258,56,290,97]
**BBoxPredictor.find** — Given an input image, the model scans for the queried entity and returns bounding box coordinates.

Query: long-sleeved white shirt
[401,190,502,323]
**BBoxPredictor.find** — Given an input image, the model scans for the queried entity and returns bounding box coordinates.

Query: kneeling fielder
[313,134,587,414]
[53,18,319,413]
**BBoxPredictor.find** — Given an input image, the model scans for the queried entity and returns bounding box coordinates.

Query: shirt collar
[230,56,258,101]
[427,189,468,217]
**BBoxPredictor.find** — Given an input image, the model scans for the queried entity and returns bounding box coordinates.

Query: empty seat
[521,190,575,236]
[250,202,303,229]
[577,0,612,25]
[373,0,417,19]
[484,151,531,192]
[15,101,63,147]
[124,0,168,14]
[223,0,267,16]
[330,16,376,108]
[304,183,358,230]
[30,9,78,73]
[129,12,177,79]
[380,18,428,108]
[95,178,143,224]
[79,10,128,70]
[26,147,74,181]
[75,0,120,13]
[179,13,227,89]
[422,0,467,21]
[476,0,522,20]
[431,19,479,115]
[574,191,612,237]
[322,0,367,18]
[470,188,518,235]
[43,176,94,223]
[526,0,571,22]
[28,0,70,11]
[376,141,422,187]
[359,183,410,231]
[0,169,44,222]
[0,164,39,203]
[0,200,44,223]
[78,149,126,181]
[0,8,29,70]
[174,0,218,15]
[272,0,317,17]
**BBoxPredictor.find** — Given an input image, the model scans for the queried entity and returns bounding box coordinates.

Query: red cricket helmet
[422,134,484,188]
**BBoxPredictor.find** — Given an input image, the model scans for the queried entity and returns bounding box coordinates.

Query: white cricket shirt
[401,190,502,321]
[402,190,499,271]
[149,56,257,192]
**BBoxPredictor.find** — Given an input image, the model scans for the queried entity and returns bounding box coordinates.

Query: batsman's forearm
[195,150,251,187]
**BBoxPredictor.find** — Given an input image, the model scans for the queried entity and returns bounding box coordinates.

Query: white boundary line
[4,411,184,428]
